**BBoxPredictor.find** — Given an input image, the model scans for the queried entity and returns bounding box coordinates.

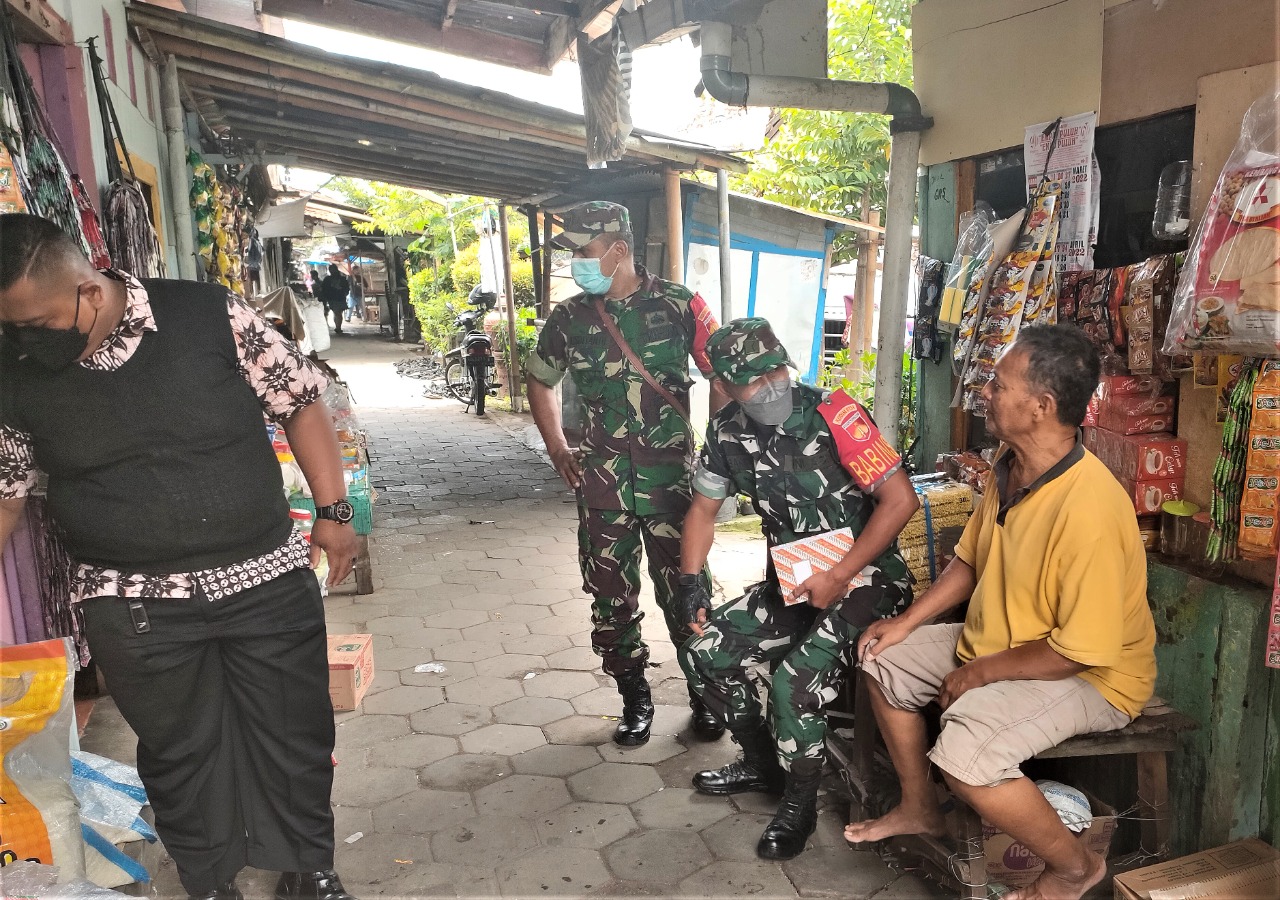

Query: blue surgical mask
[571,246,620,295]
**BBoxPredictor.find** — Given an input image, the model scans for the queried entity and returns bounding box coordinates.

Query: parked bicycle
[444,286,498,415]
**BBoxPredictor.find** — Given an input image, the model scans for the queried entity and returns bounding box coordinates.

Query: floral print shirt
[0,273,328,602]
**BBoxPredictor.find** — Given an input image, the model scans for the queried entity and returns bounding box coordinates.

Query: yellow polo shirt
[954,445,1157,718]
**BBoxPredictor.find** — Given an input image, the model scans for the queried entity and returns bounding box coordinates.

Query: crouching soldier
[677,318,919,860]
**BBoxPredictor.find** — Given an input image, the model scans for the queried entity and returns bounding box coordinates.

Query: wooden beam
[441,0,459,30]
[482,0,581,16]
[545,0,614,67]
[259,0,551,73]
[3,0,71,45]
[663,167,683,282]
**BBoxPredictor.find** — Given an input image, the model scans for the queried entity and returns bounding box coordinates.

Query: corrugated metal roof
[129,3,743,202]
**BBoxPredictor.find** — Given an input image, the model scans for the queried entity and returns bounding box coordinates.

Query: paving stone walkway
[93,325,937,899]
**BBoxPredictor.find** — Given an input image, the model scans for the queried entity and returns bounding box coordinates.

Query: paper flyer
[770,528,867,605]
[1025,111,1099,273]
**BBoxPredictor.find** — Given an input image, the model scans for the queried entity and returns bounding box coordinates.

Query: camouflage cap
[705,317,793,385]
[550,201,632,250]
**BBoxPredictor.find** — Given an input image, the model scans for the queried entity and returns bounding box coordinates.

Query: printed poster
[1025,112,1099,273]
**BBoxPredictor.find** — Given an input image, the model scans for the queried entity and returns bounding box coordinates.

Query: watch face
[334,500,355,524]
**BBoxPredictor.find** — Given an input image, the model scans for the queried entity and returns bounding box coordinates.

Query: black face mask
[4,286,96,372]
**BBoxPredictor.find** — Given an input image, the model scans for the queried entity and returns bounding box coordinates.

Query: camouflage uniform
[679,320,911,767]
[527,202,719,677]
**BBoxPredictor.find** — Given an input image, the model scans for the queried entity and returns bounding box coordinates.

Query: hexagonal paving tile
[568,762,663,804]
[502,633,571,656]
[526,615,584,636]
[372,789,476,835]
[495,847,611,897]
[535,800,638,850]
[545,646,601,671]
[522,669,601,699]
[630,786,734,832]
[493,695,574,726]
[333,714,409,749]
[391,626,463,650]
[333,831,433,883]
[510,587,574,606]
[421,608,490,630]
[471,653,546,680]
[368,733,458,769]
[361,685,445,716]
[363,615,428,636]
[732,790,785,816]
[398,659,478,688]
[678,860,798,898]
[461,620,530,643]
[550,598,584,618]
[474,773,571,819]
[459,723,547,755]
[419,753,511,792]
[449,592,516,612]
[542,715,616,746]
[410,701,493,736]
[331,804,372,843]
[375,861,498,899]
[447,676,524,707]
[430,815,539,869]
[487,604,553,624]
[571,685,620,716]
[510,744,602,777]
[432,640,507,663]
[782,846,897,899]
[330,765,419,807]
[699,811,773,861]
[604,830,712,883]
[597,734,687,765]
[387,597,454,618]
[373,646,437,671]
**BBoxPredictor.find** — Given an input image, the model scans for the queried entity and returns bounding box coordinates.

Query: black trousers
[80,569,336,894]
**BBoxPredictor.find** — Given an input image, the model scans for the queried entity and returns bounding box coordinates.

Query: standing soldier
[676,318,919,860]
[526,201,727,747]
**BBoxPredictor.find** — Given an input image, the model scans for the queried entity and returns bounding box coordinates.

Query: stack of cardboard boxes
[1084,376,1186,539]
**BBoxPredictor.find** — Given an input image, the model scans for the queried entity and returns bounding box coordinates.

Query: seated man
[677,318,919,860]
[847,324,1157,900]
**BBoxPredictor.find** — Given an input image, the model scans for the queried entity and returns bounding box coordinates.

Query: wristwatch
[315,499,355,525]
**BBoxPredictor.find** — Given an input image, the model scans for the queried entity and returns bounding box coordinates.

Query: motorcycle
[443,287,498,415]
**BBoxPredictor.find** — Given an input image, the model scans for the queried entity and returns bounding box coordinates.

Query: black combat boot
[689,688,725,740]
[756,758,823,860]
[613,668,654,746]
[188,879,243,900]
[692,724,784,795]
[275,870,356,900]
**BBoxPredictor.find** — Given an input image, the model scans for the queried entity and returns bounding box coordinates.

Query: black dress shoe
[275,870,357,900]
[188,879,243,900]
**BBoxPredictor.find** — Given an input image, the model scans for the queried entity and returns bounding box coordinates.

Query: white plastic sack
[1035,779,1092,833]
[299,298,330,354]
[0,861,132,899]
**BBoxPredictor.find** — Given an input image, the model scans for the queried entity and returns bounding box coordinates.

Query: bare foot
[1003,850,1106,900]
[843,804,946,843]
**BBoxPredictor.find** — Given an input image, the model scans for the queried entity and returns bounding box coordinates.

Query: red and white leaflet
[1025,111,1098,273]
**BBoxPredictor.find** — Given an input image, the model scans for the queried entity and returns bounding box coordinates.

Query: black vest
[2,279,290,573]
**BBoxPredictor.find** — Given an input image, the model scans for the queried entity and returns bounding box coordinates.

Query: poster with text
[1025,112,1099,273]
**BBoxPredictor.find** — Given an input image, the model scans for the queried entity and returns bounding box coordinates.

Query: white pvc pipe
[160,56,197,281]
[872,127,923,447]
[717,168,732,324]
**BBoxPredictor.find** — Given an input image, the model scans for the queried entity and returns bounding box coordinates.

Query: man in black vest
[0,215,359,900]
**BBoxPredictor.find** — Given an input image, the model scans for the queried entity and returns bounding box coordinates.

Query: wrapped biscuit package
[1165,89,1280,357]
[1240,361,1280,559]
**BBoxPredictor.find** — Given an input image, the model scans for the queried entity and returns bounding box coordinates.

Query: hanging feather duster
[105,179,164,278]
[73,175,110,268]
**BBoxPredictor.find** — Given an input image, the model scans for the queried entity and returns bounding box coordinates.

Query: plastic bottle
[1153,160,1192,240]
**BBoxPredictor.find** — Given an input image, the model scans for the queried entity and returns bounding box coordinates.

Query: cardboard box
[1098,374,1172,398]
[1093,430,1187,481]
[1113,838,1280,899]
[1100,393,1178,417]
[984,792,1118,888]
[1120,476,1185,515]
[1098,408,1176,436]
[328,633,375,712]
[769,529,866,605]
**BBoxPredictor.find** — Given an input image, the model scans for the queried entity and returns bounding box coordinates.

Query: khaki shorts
[861,623,1131,786]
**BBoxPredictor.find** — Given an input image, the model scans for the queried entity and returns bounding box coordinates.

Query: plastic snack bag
[940,205,996,327]
[1164,89,1280,357]
[0,639,86,880]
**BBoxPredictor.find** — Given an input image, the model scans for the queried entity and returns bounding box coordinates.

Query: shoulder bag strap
[592,298,691,426]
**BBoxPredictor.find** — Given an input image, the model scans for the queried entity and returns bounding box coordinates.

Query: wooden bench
[826,676,1196,899]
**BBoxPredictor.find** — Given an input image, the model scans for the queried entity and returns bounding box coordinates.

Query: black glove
[676,574,712,628]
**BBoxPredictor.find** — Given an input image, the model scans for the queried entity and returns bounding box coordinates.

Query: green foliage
[819,346,917,453]
[451,242,483,296]
[492,306,539,373]
[731,0,913,262]
[408,268,462,354]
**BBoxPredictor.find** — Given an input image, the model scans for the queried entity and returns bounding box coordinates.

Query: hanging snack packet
[1165,90,1280,357]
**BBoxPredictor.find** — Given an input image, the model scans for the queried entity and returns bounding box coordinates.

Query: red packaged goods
[1082,427,1100,453]
[1093,431,1187,481]
[1083,395,1099,427]
[1099,393,1177,417]
[1097,408,1175,435]
[1097,374,1171,398]
[1120,476,1184,515]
